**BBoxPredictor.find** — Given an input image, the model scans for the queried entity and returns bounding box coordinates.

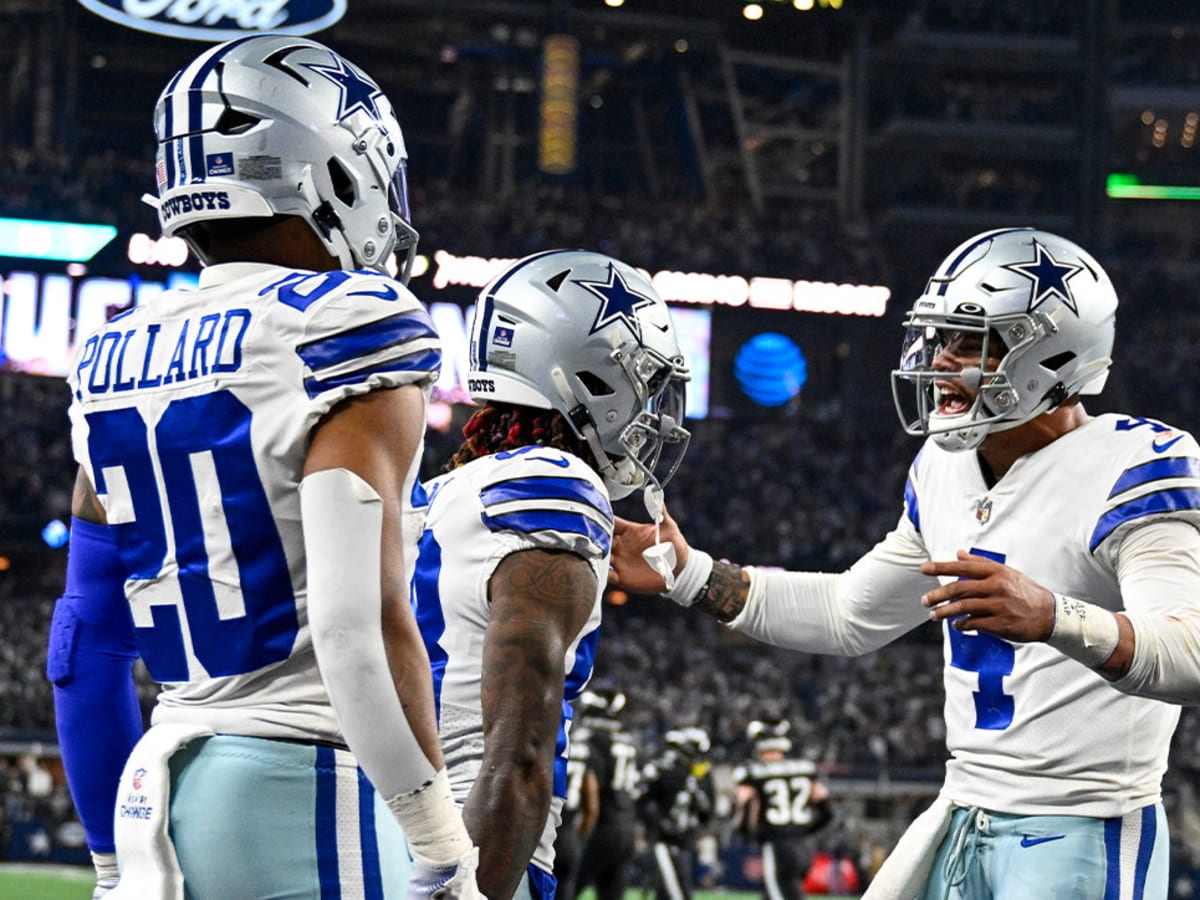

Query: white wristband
[662,549,714,607]
[1045,594,1120,668]
[385,768,474,867]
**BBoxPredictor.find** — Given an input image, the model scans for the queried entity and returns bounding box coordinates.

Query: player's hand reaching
[408,847,486,900]
[609,506,691,595]
[920,550,1056,642]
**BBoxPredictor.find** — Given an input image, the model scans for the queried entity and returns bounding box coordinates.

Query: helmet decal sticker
[573,263,657,342]
[1002,239,1085,316]
[301,52,386,123]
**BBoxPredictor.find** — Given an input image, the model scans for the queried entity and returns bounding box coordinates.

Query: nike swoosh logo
[348,284,400,301]
[1020,834,1066,848]
[530,455,571,468]
[1152,434,1185,453]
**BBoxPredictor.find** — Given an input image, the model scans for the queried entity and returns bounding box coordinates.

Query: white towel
[108,723,213,900]
[862,794,955,900]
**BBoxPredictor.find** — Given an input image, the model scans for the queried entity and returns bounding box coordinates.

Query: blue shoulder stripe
[1108,456,1200,499]
[481,509,612,556]
[303,348,442,399]
[480,475,612,520]
[1089,487,1200,551]
[297,309,438,372]
[904,477,920,533]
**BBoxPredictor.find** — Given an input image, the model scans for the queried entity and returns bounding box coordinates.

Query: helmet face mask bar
[892,308,1051,451]
[890,228,1117,453]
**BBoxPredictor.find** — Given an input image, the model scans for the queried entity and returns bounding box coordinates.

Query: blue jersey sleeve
[49,517,142,853]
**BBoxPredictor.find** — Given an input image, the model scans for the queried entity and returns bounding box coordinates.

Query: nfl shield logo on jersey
[975,498,993,525]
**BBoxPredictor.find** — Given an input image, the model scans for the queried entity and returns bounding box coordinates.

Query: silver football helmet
[892,228,1117,452]
[468,249,690,500]
[150,35,417,278]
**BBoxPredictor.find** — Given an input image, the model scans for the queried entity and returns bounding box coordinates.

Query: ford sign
[76,0,348,41]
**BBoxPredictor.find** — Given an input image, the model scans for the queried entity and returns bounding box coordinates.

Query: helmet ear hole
[576,371,615,397]
[214,108,260,135]
[1040,351,1076,372]
[327,158,356,206]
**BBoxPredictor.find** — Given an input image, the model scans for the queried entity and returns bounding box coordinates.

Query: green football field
[0,865,860,899]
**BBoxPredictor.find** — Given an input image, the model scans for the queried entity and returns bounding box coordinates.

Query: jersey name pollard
[735,758,821,838]
[67,262,440,743]
[413,445,609,874]
[904,413,1200,816]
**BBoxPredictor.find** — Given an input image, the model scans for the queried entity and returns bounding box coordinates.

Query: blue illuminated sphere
[734,333,807,407]
[42,518,69,549]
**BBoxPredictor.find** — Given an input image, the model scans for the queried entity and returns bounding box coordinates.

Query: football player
[732,719,832,900]
[410,249,691,900]
[552,705,600,900]
[51,35,479,899]
[638,726,715,900]
[574,687,642,900]
[609,228,1200,898]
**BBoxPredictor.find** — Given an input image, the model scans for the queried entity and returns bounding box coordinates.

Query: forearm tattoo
[696,561,749,623]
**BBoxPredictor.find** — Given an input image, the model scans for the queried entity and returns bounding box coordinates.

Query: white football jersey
[67,262,440,743]
[412,444,609,873]
[905,413,1200,816]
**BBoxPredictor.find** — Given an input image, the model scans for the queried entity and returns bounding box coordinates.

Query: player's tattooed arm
[70,466,107,525]
[696,561,750,623]
[467,548,596,900]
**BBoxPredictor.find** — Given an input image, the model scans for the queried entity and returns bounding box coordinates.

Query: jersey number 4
[85,390,298,682]
[947,547,1015,730]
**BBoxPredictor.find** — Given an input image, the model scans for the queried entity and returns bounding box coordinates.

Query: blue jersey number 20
[85,390,298,682]
[947,547,1015,730]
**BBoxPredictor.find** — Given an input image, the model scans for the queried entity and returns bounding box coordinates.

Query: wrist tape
[385,768,474,867]
[663,549,714,607]
[1046,594,1120,668]
[92,850,119,881]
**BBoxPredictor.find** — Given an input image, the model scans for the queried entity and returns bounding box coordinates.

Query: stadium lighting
[1106,173,1200,200]
[0,217,117,262]
[743,4,764,21]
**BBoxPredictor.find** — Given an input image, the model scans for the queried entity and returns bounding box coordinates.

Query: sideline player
[732,719,832,900]
[639,727,715,900]
[575,687,642,900]
[411,249,691,900]
[51,34,478,899]
[610,228,1200,898]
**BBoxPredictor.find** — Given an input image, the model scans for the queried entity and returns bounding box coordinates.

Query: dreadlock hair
[444,402,598,472]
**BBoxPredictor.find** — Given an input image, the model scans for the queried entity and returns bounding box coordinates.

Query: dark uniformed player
[575,688,641,900]
[553,715,600,900]
[638,726,715,900]
[732,720,833,900]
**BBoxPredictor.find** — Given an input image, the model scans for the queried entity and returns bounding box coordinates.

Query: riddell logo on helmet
[160,192,232,221]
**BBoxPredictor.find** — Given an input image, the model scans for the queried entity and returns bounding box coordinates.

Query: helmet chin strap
[548,366,677,588]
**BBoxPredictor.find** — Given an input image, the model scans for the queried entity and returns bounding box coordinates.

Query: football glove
[407,847,485,900]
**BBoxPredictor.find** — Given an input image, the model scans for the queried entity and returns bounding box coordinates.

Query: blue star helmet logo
[1002,240,1084,316]
[573,264,657,342]
[302,52,385,123]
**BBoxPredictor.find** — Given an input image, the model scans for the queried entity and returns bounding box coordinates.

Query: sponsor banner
[76,0,347,41]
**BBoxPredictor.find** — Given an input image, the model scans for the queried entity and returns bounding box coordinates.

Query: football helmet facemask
[151,35,418,279]
[469,249,691,500]
[892,228,1117,452]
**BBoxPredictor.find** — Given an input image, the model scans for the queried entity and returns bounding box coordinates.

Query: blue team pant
[923,803,1167,900]
[168,734,411,899]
